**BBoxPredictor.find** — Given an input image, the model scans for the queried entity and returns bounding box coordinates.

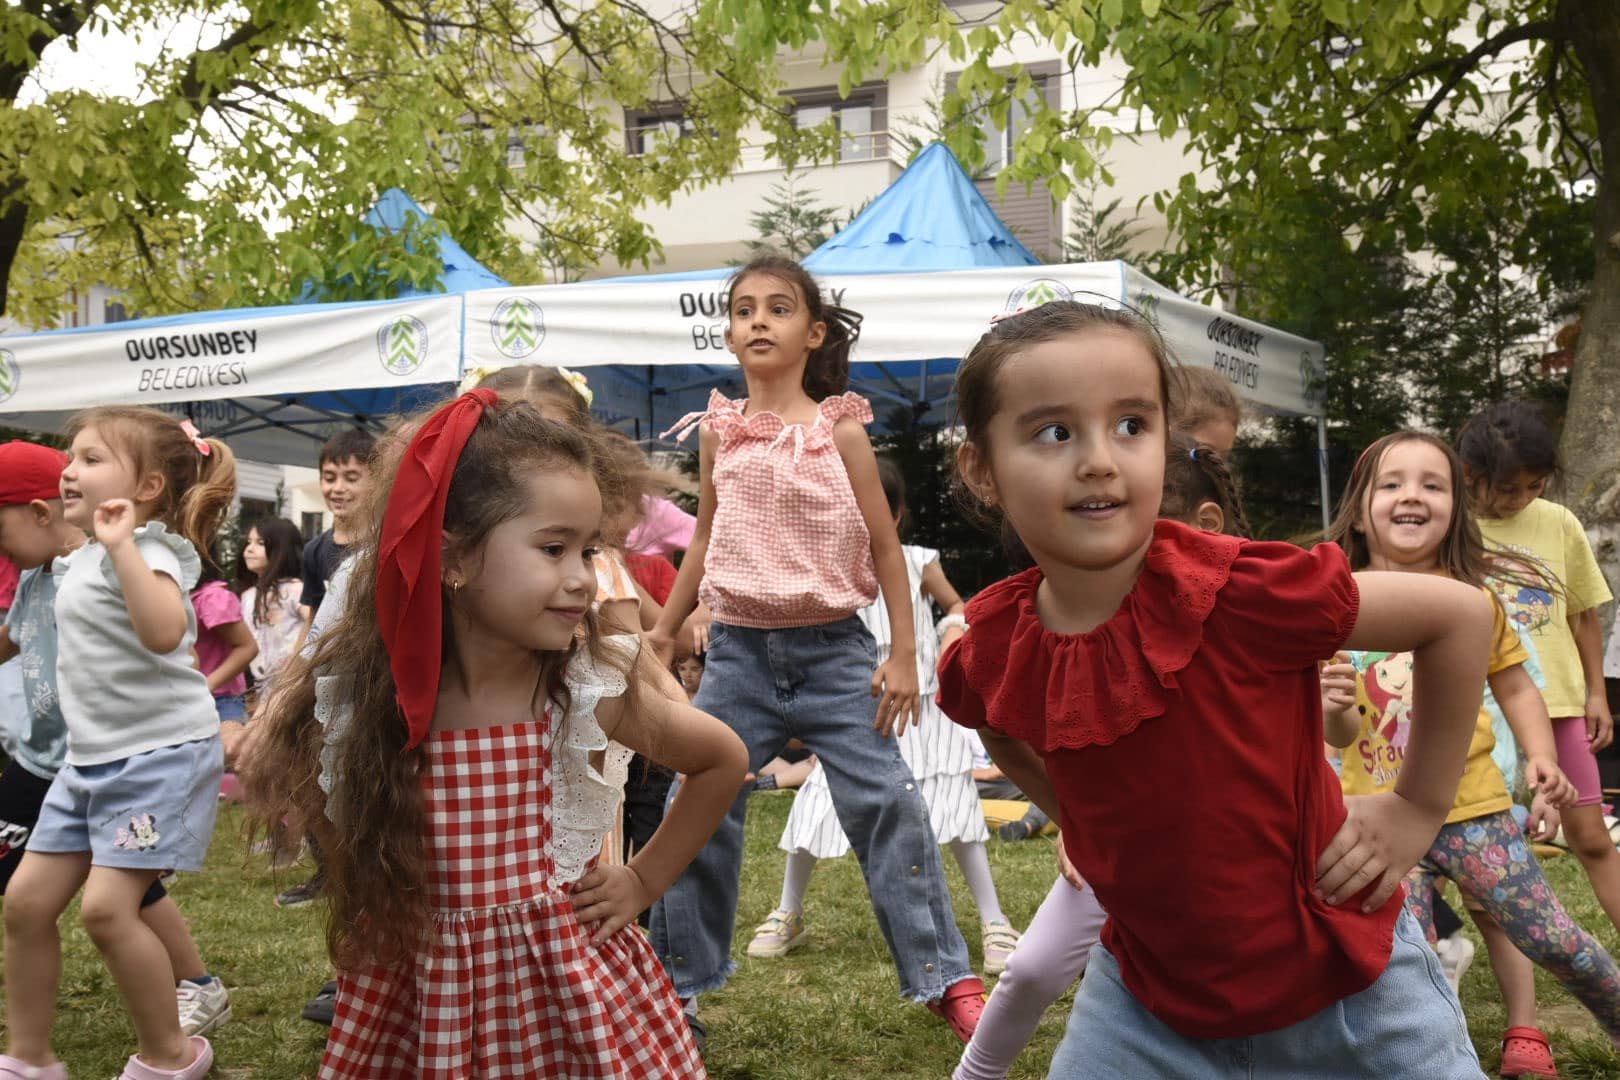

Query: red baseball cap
[0,441,69,507]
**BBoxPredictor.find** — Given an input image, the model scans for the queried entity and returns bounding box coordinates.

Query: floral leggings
[1405,809,1620,1042]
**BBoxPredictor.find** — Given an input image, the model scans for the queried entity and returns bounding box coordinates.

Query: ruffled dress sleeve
[314,673,354,824]
[661,389,748,444]
[816,392,874,428]
[938,521,1246,752]
[100,522,202,592]
[551,634,638,884]
[1211,538,1359,671]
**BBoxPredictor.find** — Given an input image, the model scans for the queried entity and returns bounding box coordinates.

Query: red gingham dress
[320,713,705,1078]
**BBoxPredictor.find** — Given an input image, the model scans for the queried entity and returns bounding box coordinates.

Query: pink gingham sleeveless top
[666,389,879,629]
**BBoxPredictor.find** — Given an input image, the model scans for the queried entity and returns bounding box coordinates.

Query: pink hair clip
[989,305,1035,326]
[178,419,212,457]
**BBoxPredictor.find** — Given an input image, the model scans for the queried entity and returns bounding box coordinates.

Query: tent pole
[1316,413,1332,533]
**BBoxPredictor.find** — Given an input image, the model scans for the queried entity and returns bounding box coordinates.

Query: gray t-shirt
[54,523,219,766]
[4,567,68,779]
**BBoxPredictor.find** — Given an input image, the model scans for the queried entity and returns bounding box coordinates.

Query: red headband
[377,389,497,750]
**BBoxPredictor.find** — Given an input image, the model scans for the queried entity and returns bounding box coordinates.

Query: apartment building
[572,10,1194,277]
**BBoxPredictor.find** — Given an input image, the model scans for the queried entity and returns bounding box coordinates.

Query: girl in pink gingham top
[648,255,986,1044]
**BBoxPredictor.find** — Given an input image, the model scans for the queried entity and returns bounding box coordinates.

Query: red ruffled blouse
[938,519,1387,1040]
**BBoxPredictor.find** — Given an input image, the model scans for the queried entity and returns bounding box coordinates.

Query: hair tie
[555,366,594,407]
[457,365,500,395]
[178,419,212,457]
[989,305,1034,326]
[376,388,498,750]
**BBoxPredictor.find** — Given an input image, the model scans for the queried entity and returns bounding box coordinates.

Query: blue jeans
[649,617,973,1002]
[1047,909,1484,1078]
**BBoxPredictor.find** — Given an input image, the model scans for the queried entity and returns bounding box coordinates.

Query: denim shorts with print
[29,736,224,872]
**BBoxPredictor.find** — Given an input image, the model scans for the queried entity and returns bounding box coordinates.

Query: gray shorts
[29,737,224,872]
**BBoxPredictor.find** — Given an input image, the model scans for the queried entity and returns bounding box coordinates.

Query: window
[103,300,129,323]
[625,107,693,155]
[948,63,1058,175]
[792,86,887,162]
[301,511,325,542]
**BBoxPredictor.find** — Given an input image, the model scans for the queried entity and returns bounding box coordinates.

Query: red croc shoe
[1499,1026,1558,1079]
[927,976,987,1043]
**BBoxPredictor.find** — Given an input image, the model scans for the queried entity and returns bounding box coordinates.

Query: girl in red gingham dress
[244,392,747,1079]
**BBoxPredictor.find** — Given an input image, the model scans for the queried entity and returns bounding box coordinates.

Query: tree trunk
[1556,0,1620,600]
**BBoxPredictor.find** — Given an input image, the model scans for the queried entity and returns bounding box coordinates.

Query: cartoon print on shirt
[1506,585,1554,636]
[114,813,160,852]
[1351,650,1417,789]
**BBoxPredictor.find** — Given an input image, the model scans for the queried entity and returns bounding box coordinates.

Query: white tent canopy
[1,262,1329,517]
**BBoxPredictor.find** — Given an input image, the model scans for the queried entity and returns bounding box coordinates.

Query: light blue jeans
[649,617,973,1002]
[1047,909,1484,1078]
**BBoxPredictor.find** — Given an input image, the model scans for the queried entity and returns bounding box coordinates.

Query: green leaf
[1140,0,1161,16]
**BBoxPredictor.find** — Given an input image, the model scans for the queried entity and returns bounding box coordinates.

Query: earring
[447,579,463,594]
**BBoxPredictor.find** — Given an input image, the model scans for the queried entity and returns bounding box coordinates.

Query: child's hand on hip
[871,657,918,737]
[1315,792,1444,912]
[571,865,653,945]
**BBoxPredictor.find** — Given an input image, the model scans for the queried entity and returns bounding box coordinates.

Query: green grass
[5,794,1620,1078]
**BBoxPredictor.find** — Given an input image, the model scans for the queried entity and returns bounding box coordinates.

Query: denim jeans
[649,617,973,1002]
[1047,909,1484,1078]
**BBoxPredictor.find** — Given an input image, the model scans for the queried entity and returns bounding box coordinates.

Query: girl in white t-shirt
[240,517,309,694]
[1,407,236,1080]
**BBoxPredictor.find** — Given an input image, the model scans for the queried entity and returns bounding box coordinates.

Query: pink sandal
[0,1057,69,1080]
[118,1037,213,1080]
[1499,1026,1558,1079]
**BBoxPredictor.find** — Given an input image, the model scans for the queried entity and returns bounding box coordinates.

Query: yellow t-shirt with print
[1341,587,1527,824]
[1478,498,1613,717]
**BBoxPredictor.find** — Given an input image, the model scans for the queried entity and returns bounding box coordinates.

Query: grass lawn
[6,793,1620,1078]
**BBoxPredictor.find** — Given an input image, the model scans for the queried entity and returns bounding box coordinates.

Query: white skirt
[779,699,988,858]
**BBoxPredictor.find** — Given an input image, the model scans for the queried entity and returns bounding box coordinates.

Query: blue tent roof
[803,142,1038,271]
[362,188,512,296]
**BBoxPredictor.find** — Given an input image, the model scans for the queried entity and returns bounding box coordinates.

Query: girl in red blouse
[938,301,1494,1077]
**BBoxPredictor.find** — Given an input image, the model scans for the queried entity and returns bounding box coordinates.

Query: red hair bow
[376,389,497,749]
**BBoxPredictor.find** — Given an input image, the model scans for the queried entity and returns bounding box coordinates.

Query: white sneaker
[176,978,232,1037]
[1434,935,1474,995]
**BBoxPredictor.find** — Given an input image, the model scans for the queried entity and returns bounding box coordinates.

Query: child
[644,254,985,1043]
[1168,365,1242,455]
[239,517,309,694]
[243,392,746,1076]
[754,457,1021,975]
[953,432,1250,1080]
[1458,401,1620,936]
[1329,430,1620,1077]
[939,300,1497,1077]
[297,428,376,631]
[190,563,256,726]
[2,410,237,1080]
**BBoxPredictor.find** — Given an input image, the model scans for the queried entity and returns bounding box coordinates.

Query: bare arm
[1320,653,1360,749]
[649,428,716,660]
[0,624,15,665]
[205,619,258,694]
[919,557,967,652]
[569,659,749,943]
[1572,607,1614,750]
[1489,662,1575,805]
[978,728,1061,825]
[106,544,189,655]
[834,420,918,736]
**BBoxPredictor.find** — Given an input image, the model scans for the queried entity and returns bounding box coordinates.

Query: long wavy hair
[244,399,649,969]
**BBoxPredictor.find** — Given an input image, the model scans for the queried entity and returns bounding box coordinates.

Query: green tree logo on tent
[0,349,18,404]
[1003,279,1073,315]
[377,316,429,377]
[491,298,545,359]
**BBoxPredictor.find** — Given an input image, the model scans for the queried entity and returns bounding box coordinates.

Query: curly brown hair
[244,399,644,969]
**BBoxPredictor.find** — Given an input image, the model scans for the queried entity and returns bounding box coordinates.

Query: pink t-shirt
[626,496,696,557]
[0,555,18,610]
[667,389,878,629]
[191,580,248,697]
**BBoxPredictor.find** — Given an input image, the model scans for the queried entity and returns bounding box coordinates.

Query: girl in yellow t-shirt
[1327,432,1618,1077]
[1459,400,1620,937]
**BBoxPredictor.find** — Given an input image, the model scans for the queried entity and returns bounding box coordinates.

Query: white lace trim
[314,673,353,824]
[93,520,203,592]
[551,635,637,884]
